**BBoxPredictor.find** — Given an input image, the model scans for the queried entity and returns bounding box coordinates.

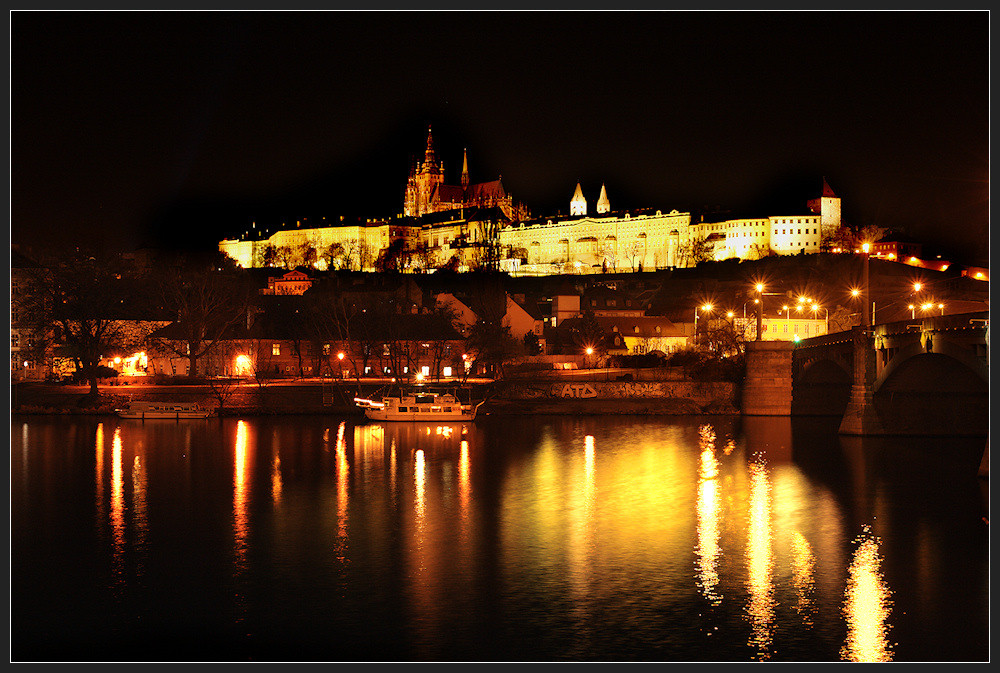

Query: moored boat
[117,401,214,419]
[355,388,484,422]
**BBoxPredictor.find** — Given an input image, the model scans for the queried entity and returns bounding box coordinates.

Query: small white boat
[117,401,214,419]
[355,389,484,422]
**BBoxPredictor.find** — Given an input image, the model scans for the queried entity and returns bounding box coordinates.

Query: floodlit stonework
[218,128,844,274]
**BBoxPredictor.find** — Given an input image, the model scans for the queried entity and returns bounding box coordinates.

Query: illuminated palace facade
[499,180,842,274]
[219,128,843,273]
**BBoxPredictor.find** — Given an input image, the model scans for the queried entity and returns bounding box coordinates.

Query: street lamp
[754,284,764,341]
[909,304,916,319]
[860,242,871,328]
[694,304,713,345]
[811,303,829,333]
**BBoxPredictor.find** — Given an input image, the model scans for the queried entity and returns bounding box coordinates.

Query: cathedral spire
[461,147,469,188]
[423,125,437,170]
[596,183,610,214]
[570,182,587,217]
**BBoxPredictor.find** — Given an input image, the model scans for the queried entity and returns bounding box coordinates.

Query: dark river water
[10,413,989,662]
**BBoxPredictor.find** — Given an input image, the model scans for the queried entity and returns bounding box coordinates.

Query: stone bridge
[787,311,989,435]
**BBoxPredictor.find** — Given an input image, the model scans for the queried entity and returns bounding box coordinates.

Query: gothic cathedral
[403,126,529,220]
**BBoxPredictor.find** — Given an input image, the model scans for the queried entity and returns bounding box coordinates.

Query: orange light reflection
[841,527,894,662]
[111,427,125,571]
[696,424,721,605]
[745,457,775,660]
[791,531,817,626]
[234,420,249,568]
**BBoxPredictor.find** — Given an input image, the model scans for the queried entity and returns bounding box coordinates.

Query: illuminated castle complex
[220,127,843,273]
[403,126,530,221]
[496,178,842,273]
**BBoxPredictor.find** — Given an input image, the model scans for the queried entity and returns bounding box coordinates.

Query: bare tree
[257,243,279,268]
[462,280,521,380]
[152,254,252,378]
[676,236,712,268]
[19,250,136,400]
[318,241,346,270]
[274,245,296,269]
[296,242,318,270]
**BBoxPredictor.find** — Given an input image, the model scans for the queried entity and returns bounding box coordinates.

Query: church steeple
[570,182,587,216]
[596,183,610,214]
[461,148,469,188]
[423,125,437,170]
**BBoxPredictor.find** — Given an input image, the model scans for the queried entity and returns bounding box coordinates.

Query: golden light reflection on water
[271,453,283,504]
[696,424,721,605]
[459,440,471,536]
[414,449,426,523]
[131,453,147,561]
[111,427,125,568]
[841,526,894,662]
[565,433,598,656]
[390,439,397,502]
[791,531,816,625]
[95,423,105,527]
[234,420,249,567]
[746,456,775,660]
[335,422,349,544]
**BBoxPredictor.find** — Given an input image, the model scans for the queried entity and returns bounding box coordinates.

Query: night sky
[11,11,989,265]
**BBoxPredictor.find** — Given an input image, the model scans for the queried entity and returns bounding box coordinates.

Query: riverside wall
[491,379,738,414]
[13,377,740,417]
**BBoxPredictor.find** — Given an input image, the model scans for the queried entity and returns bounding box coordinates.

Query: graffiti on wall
[553,383,598,398]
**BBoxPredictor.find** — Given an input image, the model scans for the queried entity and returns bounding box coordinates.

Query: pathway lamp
[909,304,916,319]
[741,298,759,318]
[754,284,764,341]
[860,243,872,328]
[694,304,713,345]
[811,303,829,333]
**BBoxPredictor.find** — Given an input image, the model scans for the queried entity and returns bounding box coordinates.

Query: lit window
[272,343,281,356]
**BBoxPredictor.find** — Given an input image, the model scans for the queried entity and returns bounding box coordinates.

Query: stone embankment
[12,376,740,417]
[490,380,738,415]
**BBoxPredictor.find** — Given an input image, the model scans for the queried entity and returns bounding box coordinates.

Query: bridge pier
[742,340,793,416]
[839,326,885,436]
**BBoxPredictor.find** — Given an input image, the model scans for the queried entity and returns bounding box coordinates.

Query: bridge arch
[872,351,988,436]
[791,356,852,416]
[875,333,988,392]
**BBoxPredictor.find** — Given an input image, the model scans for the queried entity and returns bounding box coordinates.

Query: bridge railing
[793,329,855,350]
[874,311,990,337]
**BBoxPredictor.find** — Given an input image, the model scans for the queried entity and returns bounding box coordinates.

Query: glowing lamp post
[811,303,829,333]
[694,304,713,346]
[754,284,764,341]
[861,243,871,329]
